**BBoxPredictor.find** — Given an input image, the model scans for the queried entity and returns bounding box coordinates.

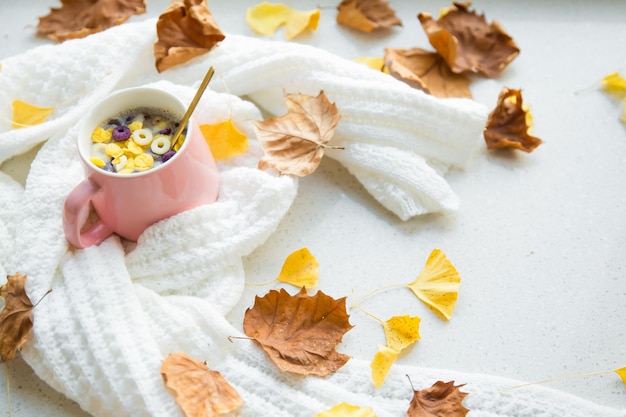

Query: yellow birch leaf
[275,247,319,288]
[284,8,320,40]
[12,100,55,129]
[246,2,320,39]
[407,249,460,321]
[382,315,421,353]
[370,345,398,389]
[200,119,249,160]
[601,72,626,95]
[314,402,377,417]
[615,366,626,386]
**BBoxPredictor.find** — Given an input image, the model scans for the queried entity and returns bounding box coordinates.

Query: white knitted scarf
[0,18,622,417]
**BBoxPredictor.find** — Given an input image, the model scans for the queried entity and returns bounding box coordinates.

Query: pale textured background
[1,0,625,415]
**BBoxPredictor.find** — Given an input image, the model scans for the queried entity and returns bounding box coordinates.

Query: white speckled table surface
[1,0,625,415]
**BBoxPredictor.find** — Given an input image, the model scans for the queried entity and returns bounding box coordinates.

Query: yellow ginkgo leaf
[12,100,55,129]
[370,345,398,389]
[407,249,460,321]
[382,315,421,353]
[354,56,389,73]
[314,402,377,417]
[284,7,320,40]
[601,72,626,96]
[615,366,626,386]
[246,2,320,39]
[275,247,319,288]
[200,119,249,160]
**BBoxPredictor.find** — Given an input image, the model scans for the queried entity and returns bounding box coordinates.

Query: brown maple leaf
[384,47,472,99]
[252,91,343,177]
[484,87,543,152]
[418,2,519,78]
[154,0,225,73]
[0,273,38,362]
[336,0,402,33]
[161,352,243,417]
[408,380,469,417]
[243,287,353,377]
[37,0,146,42]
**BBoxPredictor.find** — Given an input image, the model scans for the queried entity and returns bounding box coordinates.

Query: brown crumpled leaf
[37,0,146,42]
[154,0,225,73]
[251,91,343,177]
[243,287,353,377]
[418,2,519,78]
[161,352,243,417]
[384,47,472,98]
[0,273,35,362]
[484,87,543,152]
[408,380,469,417]
[336,0,402,33]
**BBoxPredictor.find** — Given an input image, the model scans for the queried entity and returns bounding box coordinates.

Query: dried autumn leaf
[12,100,55,129]
[484,87,543,152]
[200,119,249,160]
[252,91,343,177]
[384,47,472,99]
[408,380,469,417]
[418,2,519,78]
[382,315,421,353]
[615,367,626,386]
[243,287,353,377]
[407,249,460,321]
[37,0,146,42]
[275,247,319,288]
[0,273,34,362]
[336,0,402,33]
[154,0,225,73]
[314,402,377,417]
[371,345,398,389]
[161,352,243,417]
[246,2,321,40]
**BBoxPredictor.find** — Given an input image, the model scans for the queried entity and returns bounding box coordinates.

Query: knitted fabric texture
[0,18,622,417]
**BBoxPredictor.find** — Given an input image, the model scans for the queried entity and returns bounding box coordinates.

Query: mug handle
[63,180,113,248]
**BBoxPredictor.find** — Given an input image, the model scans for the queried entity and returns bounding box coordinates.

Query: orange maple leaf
[243,288,353,377]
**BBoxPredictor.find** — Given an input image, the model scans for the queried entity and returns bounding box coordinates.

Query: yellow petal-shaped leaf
[354,57,388,73]
[370,345,398,389]
[284,8,320,40]
[601,72,626,96]
[276,247,319,288]
[200,119,249,160]
[382,315,421,353]
[407,249,460,320]
[615,366,626,386]
[246,2,291,36]
[314,402,377,417]
[12,100,54,129]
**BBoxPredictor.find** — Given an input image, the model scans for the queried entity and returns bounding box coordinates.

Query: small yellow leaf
[275,247,319,288]
[200,119,249,160]
[382,315,421,353]
[370,345,398,389]
[354,56,388,73]
[407,249,460,321]
[12,100,55,129]
[601,72,626,95]
[314,402,377,417]
[246,2,320,39]
[615,366,626,386]
[284,8,320,40]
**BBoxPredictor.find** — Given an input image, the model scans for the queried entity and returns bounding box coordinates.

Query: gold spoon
[170,66,215,150]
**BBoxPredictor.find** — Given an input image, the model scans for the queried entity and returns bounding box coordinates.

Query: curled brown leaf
[336,0,402,33]
[484,87,542,153]
[37,0,146,42]
[384,47,472,98]
[408,380,469,417]
[154,0,225,72]
[418,2,519,78]
[0,273,35,362]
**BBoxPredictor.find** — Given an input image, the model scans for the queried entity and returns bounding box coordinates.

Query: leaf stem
[245,279,277,287]
[227,335,254,343]
[350,283,406,309]
[354,305,383,324]
[500,369,614,393]
[33,289,52,308]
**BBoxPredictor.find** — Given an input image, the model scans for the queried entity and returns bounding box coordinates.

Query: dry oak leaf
[0,273,36,362]
[384,47,472,99]
[484,87,543,153]
[314,402,377,417]
[408,380,469,417]
[246,2,321,40]
[154,0,225,73]
[407,249,460,321]
[336,0,402,33]
[161,352,243,417]
[12,100,55,129]
[418,2,519,78]
[37,0,146,42]
[252,91,343,177]
[243,287,353,377]
[200,118,249,160]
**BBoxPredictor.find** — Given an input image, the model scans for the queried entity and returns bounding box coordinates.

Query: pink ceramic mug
[63,86,220,248]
